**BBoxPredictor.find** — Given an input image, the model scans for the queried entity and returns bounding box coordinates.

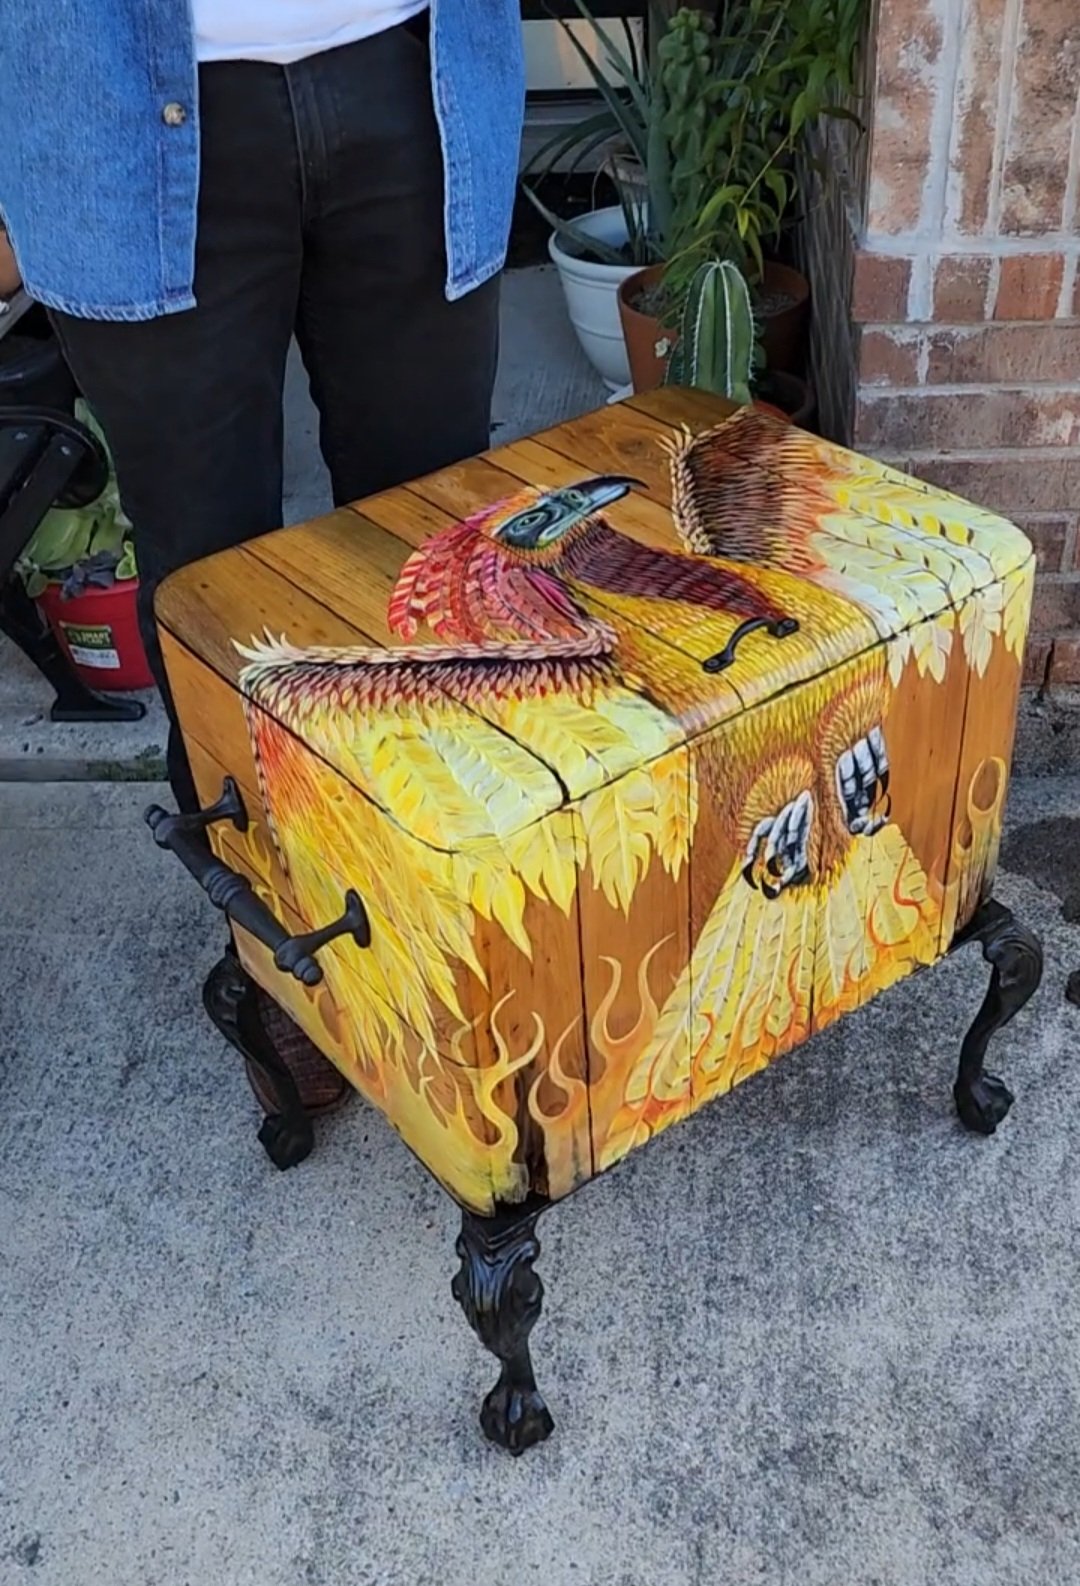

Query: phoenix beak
[577,475,645,512]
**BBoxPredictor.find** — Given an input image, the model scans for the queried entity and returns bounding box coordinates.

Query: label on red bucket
[60,621,121,670]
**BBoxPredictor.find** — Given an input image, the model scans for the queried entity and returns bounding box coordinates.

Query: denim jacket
[0,0,524,321]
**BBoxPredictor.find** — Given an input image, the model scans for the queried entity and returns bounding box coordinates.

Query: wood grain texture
[572,747,693,1174]
[939,559,1034,947]
[156,392,1034,1213]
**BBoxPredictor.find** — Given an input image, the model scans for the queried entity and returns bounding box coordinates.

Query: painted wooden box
[157,389,1035,1224]
[154,388,1047,1451]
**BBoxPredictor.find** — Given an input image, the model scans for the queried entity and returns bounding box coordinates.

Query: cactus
[666,259,756,404]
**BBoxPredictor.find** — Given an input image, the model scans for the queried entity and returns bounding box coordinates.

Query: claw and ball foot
[202,948,315,1169]
[452,1205,554,1455]
[953,901,1043,1135]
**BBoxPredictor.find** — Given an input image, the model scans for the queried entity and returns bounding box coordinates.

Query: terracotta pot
[758,260,810,375]
[617,264,674,394]
[753,370,817,429]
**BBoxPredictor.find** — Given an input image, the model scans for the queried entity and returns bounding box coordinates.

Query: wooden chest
[153,388,1046,1451]
[157,389,1036,1217]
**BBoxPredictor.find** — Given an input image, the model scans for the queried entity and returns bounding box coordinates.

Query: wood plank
[573,747,694,1176]
[531,399,693,497]
[188,739,297,914]
[451,830,594,1201]
[245,509,409,648]
[160,630,264,803]
[939,559,1034,946]
[157,543,373,685]
[807,640,950,1041]
[683,680,822,1109]
[161,539,570,838]
[881,613,972,961]
[244,763,593,1204]
[545,392,965,627]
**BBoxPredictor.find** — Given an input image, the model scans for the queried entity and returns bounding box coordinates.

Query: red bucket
[36,578,153,693]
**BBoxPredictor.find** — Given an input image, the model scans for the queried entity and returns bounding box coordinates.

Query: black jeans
[52,22,500,812]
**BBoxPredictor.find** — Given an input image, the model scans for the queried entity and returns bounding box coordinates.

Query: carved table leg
[952,900,1043,1135]
[202,945,315,1170]
[451,1204,554,1455]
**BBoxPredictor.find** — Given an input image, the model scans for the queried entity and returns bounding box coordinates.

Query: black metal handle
[273,890,371,977]
[703,616,799,674]
[145,779,370,986]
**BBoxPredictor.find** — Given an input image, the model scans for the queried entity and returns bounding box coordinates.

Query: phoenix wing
[665,409,1031,678]
[236,522,690,1062]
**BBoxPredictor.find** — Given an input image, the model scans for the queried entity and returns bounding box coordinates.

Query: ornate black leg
[201,945,315,1170]
[451,1203,554,1455]
[952,899,1043,1135]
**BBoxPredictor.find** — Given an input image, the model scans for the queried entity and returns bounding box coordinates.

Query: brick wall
[803,0,1080,690]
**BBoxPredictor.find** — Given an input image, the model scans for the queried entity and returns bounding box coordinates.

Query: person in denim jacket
[0,0,525,1112]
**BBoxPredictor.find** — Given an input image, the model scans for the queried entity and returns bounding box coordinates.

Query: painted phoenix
[233,409,1032,1208]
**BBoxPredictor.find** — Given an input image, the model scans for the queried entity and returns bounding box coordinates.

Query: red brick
[857,389,1080,452]
[1050,637,1080,684]
[1023,636,1053,685]
[858,329,920,386]
[994,253,1065,319]
[867,3,944,234]
[909,452,1080,514]
[1032,580,1080,634]
[926,323,1080,383]
[945,0,1003,233]
[1014,516,1069,571]
[932,255,992,321]
[1001,0,1079,233]
[852,253,912,323]
[1064,521,1080,570]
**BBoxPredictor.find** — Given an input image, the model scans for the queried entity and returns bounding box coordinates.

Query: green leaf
[116,539,138,581]
[20,506,95,571]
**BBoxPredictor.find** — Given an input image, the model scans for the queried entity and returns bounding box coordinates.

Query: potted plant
[532,0,864,388]
[16,401,153,692]
[665,258,816,426]
[617,0,866,391]
[524,1,675,388]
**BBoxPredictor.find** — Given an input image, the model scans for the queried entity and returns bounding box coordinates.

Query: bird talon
[742,790,814,897]
[836,726,891,838]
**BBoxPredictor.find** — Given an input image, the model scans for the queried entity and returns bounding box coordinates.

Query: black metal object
[703,615,800,674]
[0,405,146,723]
[145,777,371,984]
[452,1202,554,1454]
[520,0,642,15]
[951,898,1043,1134]
[202,947,315,1170]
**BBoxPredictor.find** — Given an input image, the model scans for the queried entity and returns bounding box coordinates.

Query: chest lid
[156,390,1032,854]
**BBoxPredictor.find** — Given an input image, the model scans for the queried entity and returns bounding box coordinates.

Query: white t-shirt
[193,1,429,65]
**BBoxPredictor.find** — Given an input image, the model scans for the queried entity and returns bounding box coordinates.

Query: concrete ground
[3,269,1080,1585]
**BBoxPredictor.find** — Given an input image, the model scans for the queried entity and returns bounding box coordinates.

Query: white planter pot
[548,207,642,390]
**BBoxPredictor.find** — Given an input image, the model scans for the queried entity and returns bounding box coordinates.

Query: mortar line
[989,0,1024,233]
[923,0,964,239]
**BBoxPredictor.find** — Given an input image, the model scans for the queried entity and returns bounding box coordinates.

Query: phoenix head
[476,476,642,554]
